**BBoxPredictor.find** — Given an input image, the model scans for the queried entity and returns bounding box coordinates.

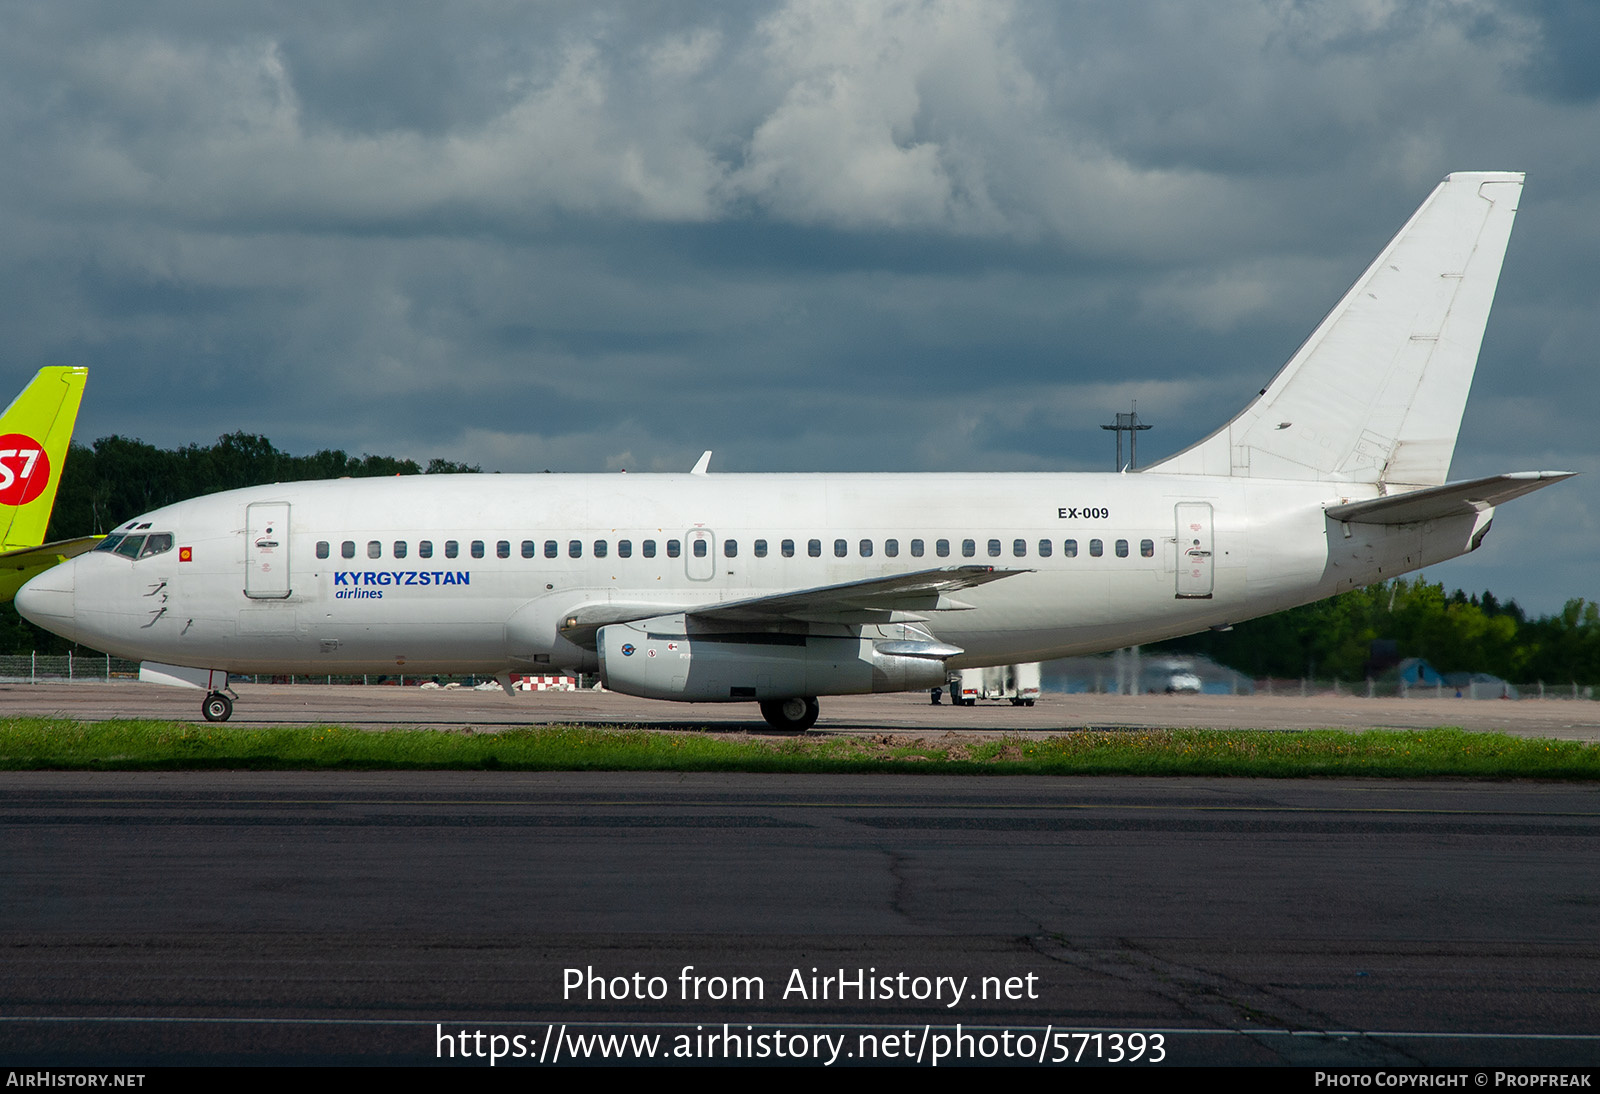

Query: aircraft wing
[688,565,1029,625]
[1324,472,1576,525]
[557,565,1029,646]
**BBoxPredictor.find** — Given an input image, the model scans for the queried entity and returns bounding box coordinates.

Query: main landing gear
[202,691,234,722]
[759,696,820,732]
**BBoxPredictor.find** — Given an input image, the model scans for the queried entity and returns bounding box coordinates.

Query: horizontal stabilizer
[0,535,102,603]
[0,536,102,567]
[1324,471,1575,525]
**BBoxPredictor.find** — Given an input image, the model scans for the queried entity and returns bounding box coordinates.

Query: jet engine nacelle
[597,614,951,702]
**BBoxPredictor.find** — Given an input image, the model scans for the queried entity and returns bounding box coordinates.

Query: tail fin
[0,367,88,551]
[1146,172,1523,486]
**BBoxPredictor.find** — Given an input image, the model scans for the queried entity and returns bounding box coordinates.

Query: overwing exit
[15,173,1573,728]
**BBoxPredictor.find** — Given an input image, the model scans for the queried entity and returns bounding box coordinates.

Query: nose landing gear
[202,691,234,722]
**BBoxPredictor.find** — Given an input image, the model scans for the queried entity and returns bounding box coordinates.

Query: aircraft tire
[202,692,233,722]
[759,696,819,733]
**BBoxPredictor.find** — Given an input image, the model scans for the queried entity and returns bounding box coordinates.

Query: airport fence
[1050,674,1596,700]
[0,653,141,683]
[1251,677,1593,700]
[0,653,1589,701]
[0,655,595,691]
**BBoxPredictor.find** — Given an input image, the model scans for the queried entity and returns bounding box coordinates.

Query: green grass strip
[0,720,1597,778]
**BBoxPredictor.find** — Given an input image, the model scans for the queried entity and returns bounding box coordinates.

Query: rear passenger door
[1174,502,1214,599]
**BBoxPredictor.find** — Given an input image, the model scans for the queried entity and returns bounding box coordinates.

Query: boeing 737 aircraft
[0,367,96,601]
[16,173,1573,727]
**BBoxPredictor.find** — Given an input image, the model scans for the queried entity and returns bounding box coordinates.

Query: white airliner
[16,172,1573,728]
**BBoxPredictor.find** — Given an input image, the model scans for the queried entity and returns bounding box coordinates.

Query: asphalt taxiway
[4,680,1599,738]
[2,768,1598,1067]
[2,686,1597,1066]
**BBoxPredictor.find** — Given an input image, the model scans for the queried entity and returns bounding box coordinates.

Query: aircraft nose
[16,561,75,633]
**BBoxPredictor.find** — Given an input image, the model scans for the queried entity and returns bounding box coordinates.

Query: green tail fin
[0,367,88,551]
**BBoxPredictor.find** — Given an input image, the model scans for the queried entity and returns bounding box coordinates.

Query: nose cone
[17,560,76,638]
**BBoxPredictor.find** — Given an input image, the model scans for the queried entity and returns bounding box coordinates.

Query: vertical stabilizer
[1147,172,1523,485]
[0,367,88,550]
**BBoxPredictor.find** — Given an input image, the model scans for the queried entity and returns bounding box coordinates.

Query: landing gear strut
[202,691,233,722]
[759,696,819,732]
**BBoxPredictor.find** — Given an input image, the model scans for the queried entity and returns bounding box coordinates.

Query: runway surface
[2,770,1597,1066]
[4,680,1600,738]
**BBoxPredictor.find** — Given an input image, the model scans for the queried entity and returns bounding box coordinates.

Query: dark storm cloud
[1518,0,1600,103]
[0,0,1596,610]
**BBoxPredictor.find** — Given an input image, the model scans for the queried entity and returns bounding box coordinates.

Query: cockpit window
[139,533,173,558]
[94,531,174,560]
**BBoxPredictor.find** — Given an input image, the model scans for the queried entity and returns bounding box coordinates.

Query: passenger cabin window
[858,539,872,558]
[1090,539,1103,557]
[643,540,657,558]
[936,539,949,558]
[1038,539,1053,558]
[594,540,607,558]
[445,540,459,559]
[497,540,510,559]
[342,541,356,559]
[667,540,681,558]
[834,539,847,558]
[1064,539,1078,558]
[1012,539,1026,557]
[962,539,976,558]
[910,539,924,557]
[988,539,1001,557]
[368,541,382,559]
[885,539,898,558]
[471,540,485,559]
[316,541,329,559]
[618,540,632,558]
[419,540,433,559]
[569,540,583,558]
[393,541,408,559]
[754,539,767,558]
[545,540,558,559]
[522,540,536,559]
[1116,539,1129,558]
[692,539,707,558]
[1141,539,1155,558]
[808,539,821,558]
[723,539,736,558]
[781,539,794,558]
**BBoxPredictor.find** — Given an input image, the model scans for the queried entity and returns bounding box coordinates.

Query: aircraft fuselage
[28,470,1484,678]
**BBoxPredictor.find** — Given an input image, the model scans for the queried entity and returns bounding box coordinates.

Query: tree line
[1150,577,1600,686]
[47,432,478,542]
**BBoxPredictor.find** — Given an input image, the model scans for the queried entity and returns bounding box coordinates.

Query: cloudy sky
[3,0,1597,613]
